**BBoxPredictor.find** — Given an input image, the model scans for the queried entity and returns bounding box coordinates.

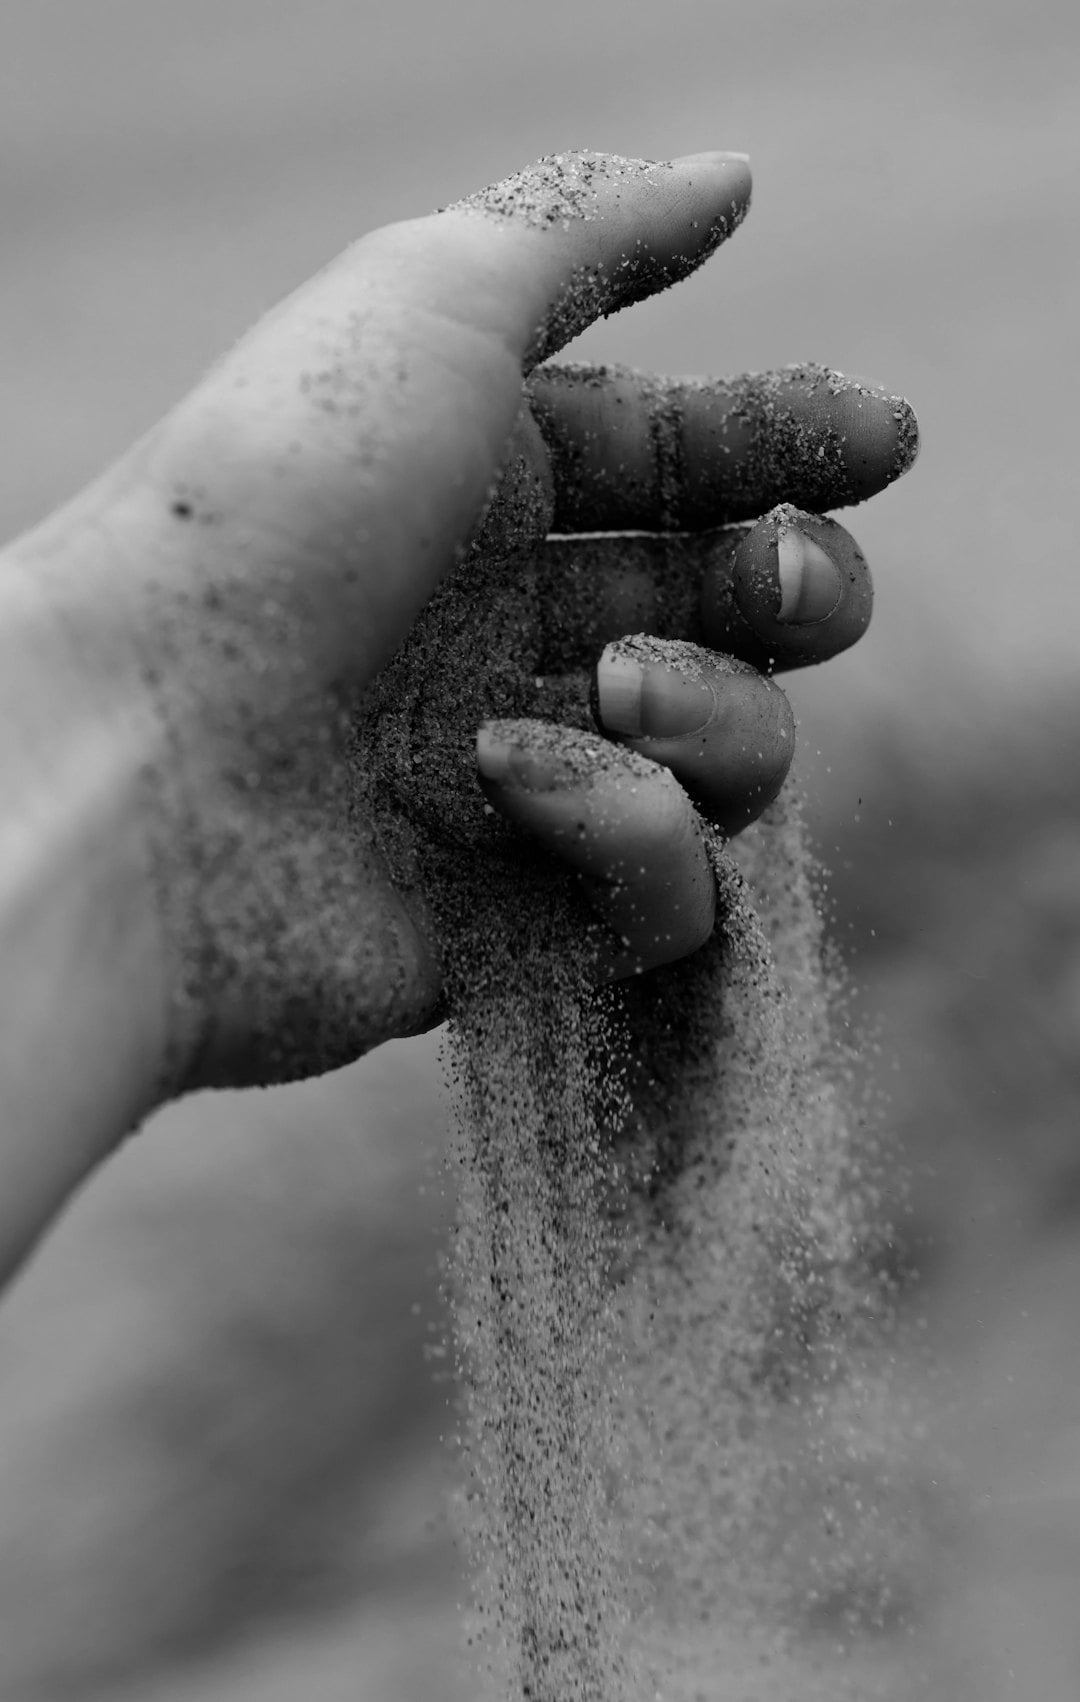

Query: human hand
[12,150,915,1098]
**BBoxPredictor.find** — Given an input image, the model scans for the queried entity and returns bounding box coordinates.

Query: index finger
[527,361,920,531]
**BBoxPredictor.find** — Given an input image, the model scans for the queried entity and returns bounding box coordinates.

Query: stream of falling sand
[346,375,931,1697]
[434,793,913,1702]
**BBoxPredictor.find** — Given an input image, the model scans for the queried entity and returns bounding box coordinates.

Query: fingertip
[716,505,873,671]
[669,149,752,211]
[475,718,669,839]
[474,718,715,974]
[593,637,795,834]
[476,717,635,797]
[885,392,921,480]
[829,382,920,501]
[644,149,753,280]
[706,365,919,516]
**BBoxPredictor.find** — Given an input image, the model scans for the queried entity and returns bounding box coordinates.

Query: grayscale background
[0,2,1077,1697]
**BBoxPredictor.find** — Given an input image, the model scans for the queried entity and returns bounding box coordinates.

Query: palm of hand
[144,154,914,1095]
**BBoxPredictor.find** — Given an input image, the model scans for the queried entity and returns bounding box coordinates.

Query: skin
[0,150,916,1276]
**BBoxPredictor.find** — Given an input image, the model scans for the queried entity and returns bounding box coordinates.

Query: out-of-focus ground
[0,1,1078,1696]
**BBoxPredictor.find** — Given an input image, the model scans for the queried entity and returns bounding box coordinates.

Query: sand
[123,387,929,1691]
[347,471,925,1696]
[445,153,751,365]
[422,788,922,1701]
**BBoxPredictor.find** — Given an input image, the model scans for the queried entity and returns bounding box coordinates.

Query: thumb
[437,149,752,368]
[90,152,752,691]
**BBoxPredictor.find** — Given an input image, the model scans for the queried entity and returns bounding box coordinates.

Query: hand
[4,150,916,1107]
[0,152,919,1690]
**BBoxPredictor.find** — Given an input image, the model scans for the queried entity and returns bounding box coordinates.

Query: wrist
[0,511,175,1273]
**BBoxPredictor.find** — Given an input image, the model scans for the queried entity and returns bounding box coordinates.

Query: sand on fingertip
[444,151,657,230]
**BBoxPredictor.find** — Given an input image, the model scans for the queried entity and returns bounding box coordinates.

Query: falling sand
[431,797,929,1702]
[349,509,934,1699]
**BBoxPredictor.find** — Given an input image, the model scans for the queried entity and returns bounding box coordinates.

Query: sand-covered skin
[444,153,751,366]
[445,151,659,230]
[528,361,918,533]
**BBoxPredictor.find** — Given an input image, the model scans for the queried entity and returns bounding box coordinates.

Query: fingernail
[476,724,514,785]
[673,150,751,167]
[596,643,716,738]
[477,724,558,789]
[594,648,644,736]
[776,525,843,623]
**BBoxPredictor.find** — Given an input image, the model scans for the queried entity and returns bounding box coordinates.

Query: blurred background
[0,0,1077,1696]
